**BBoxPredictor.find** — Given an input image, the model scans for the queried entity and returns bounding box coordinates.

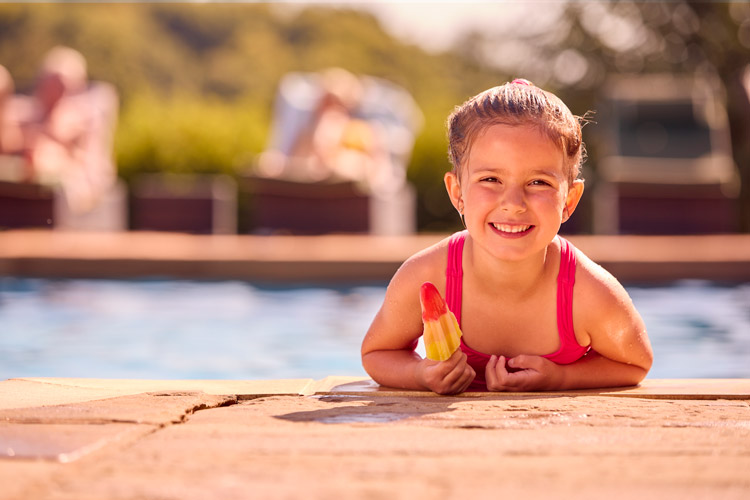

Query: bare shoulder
[361,234,454,353]
[572,246,647,348]
[388,234,452,295]
[574,248,632,305]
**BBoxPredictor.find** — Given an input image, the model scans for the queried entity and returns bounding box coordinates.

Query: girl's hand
[415,349,476,395]
[485,354,563,392]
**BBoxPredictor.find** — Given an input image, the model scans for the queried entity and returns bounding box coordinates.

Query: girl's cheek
[528,189,561,204]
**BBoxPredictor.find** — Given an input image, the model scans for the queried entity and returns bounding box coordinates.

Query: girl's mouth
[490,223,534,236]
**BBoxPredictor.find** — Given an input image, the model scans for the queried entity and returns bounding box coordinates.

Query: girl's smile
[490,223,534,238]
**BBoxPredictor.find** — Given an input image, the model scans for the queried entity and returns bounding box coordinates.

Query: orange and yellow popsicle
[420,281,463,361]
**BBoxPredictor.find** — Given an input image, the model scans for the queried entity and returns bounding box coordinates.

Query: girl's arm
[361,253,475,395]
[486,262,653,392]
[486,349,649,392]
[571,263,654,387]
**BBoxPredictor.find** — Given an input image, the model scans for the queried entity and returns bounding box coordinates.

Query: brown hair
[447,79,588,184]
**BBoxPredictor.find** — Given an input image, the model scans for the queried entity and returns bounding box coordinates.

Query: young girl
[361,79,653,394]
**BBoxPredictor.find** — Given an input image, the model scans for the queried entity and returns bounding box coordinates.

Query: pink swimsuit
[445,230,589,390]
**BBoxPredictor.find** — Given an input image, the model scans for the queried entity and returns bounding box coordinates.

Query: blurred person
[362,79,653,394]
[0,64,17,152]
[255,68,421,235]
[0,65,25,174]
[12,46,118,214]
[289,68,390,189]
[260,68,395,192]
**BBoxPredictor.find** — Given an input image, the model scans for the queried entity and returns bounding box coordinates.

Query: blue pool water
[0,278,748,381]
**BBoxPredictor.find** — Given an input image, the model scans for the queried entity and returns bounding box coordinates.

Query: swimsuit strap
[556,236,578,349]
[447,232,581,355]
[445,230,467,326]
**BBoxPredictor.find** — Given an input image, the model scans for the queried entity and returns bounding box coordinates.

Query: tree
[461,1,750,232]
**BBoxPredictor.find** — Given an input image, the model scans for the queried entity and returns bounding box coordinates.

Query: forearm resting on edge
[361,349,425,391]
[558,351,651,390]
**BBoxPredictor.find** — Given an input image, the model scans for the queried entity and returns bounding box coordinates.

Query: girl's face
[445,123,584,261]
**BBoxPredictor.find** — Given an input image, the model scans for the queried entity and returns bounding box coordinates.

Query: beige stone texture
[0,377,748,500]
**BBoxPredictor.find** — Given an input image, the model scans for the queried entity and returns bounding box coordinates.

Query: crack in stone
[1,392,240,426]
[0,393,242,463]
[177,395,240,423]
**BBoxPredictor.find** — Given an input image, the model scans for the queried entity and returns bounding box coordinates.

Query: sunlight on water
[0,279,381,380]
[0,278,748,380]
[628,281,750,379]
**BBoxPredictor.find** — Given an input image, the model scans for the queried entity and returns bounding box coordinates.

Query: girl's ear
[444,171,463,213]
[562,179,585,222]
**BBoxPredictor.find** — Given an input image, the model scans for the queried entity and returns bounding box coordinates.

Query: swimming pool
[1,278,748,381]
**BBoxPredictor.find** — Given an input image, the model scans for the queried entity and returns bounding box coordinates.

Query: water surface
[1,278,748,380]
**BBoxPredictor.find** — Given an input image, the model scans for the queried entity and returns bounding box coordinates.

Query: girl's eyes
[478,177,552,187]
[529,179,552,187]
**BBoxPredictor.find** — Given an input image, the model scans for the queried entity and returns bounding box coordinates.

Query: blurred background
[0,1,748,235]
[1,2,749,381]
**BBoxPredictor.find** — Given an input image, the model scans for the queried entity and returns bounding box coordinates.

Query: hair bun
[511,78,533,86]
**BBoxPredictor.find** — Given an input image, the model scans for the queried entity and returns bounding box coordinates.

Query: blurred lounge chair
[246,69,422,235]
[594,74,740,235]
[129,173,237,234]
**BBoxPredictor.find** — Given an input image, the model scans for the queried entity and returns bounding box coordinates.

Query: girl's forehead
[473,122,556,147]
[468,125,564,163]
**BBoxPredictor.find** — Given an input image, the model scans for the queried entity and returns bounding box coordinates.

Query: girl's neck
[464,236,555,296]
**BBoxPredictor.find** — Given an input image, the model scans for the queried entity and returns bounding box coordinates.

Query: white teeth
[492,223,531,233]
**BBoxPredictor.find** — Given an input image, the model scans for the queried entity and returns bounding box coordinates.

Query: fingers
[485,355,508,391]
[437,351,475,394]
[443,348,466,369]
[486,355,533,392]
[506,354,535,371]
[486,355,553,392]
[421,350,476,395]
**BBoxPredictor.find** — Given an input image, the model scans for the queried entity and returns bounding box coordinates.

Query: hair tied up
[447,80,588,183]
[511,78,533,86]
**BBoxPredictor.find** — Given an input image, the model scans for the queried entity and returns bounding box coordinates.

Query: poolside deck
[1,229,750,282]
[1,377,749,499]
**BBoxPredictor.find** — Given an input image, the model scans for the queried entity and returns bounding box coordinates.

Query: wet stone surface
[271,394,750,430]
[2,387,749,500]
[0,391,237,462]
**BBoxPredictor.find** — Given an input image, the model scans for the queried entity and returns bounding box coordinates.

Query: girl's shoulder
[571,242,642,330]
[569,240,650,365]
[389,233,454,292]
[572,244,626,295]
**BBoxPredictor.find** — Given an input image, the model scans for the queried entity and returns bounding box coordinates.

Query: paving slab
[0,460,64,500]
[314,376,750,400]
[5,377,750,412]
[5,392,747,500]
[0,391,236,466]
[0,378,143,410]
[0,422,151,462]
[1,378,316,410]
[1,378,748,500]
[0,391,236,425]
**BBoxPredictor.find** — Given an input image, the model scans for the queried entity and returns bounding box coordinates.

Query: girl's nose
[500,186,526,213]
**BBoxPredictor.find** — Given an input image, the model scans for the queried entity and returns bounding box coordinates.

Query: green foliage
[114,92,269,181]
[408,99,460,233]
[0,3,509,230]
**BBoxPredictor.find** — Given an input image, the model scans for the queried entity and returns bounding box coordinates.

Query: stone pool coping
[2,229,750,282]
[1,377,749,499]
[3,377,750,408]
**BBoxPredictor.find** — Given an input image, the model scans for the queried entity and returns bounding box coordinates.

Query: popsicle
[420,281,463,361]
